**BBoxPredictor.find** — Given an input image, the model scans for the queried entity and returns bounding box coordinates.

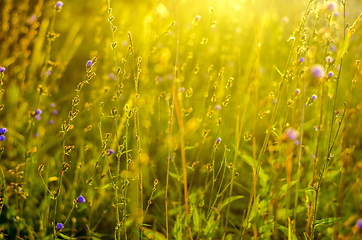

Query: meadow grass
[1,0,362,239]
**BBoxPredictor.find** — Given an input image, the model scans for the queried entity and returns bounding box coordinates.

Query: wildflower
[35,109,42,115]
[0,128,7,135]
[86,60,92,68]
[310,64,325,79]
[49,120,54,125]
[108,149,114,155]
[50,103,55,108]
[35,109,42,120]
[0,67,5,73]
[56,223,64,231]
[285,128,298,141]
[296,88,300,95]
[55,1,63,9]
[299,57,304,63]
[325,56,333,64]
[328,71,334,78]
[35,133,39,138]
[77,195,86,203]
[325,1,337,12]
[27,14,36,24]
[215,104,221,110]
[52,110,58,115]
[294,140,299,146]
[216,137,221,144]
[180,87,185,92]
[0,127,7,141]
[311,94,317,100]
[356,219,362,230]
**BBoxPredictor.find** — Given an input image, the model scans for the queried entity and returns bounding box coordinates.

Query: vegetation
[0,0,362,239]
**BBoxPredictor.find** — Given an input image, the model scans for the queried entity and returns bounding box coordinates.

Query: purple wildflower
[356,219,362,230]
[0,128,7,135]
[216,138,221,144]
[0,67,5,73]
[35,115,41,121]
[35,133,39,138]
[0,135,5,141]
[50,103,55,108]
[215,104,221,110]
[310,64,325,79]
[77,195,86,203]
[49,120,54,125]
[328,71,334,78]
[86,60,92,68]
[52,110,58,115]
[108,149,114,155]
[35,109,42,115]
[311,94,317,100]
[55,1,63,9]
[285,128,298,141]
[56,223,64,231]
[180,87,185,92]
[296,88,300,95]
[299,57,304,63]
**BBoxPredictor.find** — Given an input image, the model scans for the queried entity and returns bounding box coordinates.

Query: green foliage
[0,0,362,239]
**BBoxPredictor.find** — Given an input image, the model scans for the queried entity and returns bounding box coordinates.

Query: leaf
[278,225,298,240]
[192,204,200,232]
[217,195,244,211]
[94,183,112,189]
[303,232,311,240]
[314,217,347,228]
[140,227,166,240]
[238,151,255,168]
[168,172,179,180]
[335,13,362,63]
[58,233,76,239]
[299,187,315,192]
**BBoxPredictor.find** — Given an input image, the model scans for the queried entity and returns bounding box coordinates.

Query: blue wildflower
[77,195,86,203]
[56,223,64,231]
